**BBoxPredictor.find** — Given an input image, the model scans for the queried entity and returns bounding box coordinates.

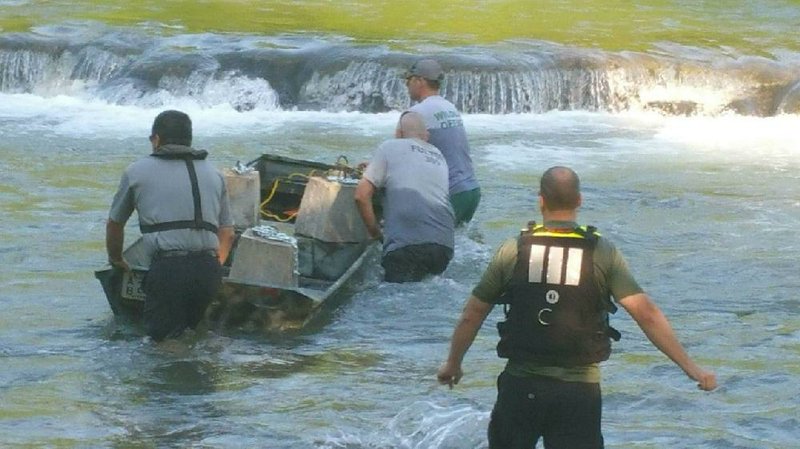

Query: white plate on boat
[121,270,146,301]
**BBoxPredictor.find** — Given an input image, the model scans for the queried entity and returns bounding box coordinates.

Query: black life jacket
[496,222,621,366]
[139,150,218,235]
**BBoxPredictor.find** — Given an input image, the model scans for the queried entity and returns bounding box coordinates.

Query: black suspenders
[139,156,218,234]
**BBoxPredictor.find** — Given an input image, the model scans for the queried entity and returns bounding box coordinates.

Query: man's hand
[108,257,130,272]
[437,361,463,389]
[368,226,383,243]
[689,368,717,391]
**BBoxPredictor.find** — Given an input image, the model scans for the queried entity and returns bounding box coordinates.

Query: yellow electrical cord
[259,171,314,221]
[261,210,298,222]
[259,179,281,209]
[258,159,361,222]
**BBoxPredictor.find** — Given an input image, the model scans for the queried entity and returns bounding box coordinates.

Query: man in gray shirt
[354,112,455,282]
[106,110,235,341]
[406,58,481,226]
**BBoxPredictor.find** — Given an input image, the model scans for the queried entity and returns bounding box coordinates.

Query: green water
[2,0,799,54]
[2,1,800,447]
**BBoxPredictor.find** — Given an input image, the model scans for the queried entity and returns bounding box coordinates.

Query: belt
[154,249,218,259]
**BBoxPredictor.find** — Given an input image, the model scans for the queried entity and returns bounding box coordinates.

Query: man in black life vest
[437,166,716,449]
[106,110,235,341]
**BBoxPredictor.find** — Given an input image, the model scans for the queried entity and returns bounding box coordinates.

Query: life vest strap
[140,220,218,234]
[139,156,217,235]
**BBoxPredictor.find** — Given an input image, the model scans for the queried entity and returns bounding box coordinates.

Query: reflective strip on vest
[527,243,585,286]
[528,244,546,283]
[565,247,583,286]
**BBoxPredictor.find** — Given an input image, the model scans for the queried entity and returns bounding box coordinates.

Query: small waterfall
[0,40,280,111]
[443,67,618,114]
[294,51,799,116]
[70,46,130,83]
[298,60,408,112]
[97,71,280,111]
[0,49,59,92]
[1,30,798,116]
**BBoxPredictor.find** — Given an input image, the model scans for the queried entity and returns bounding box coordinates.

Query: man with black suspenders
[106,110,235,341]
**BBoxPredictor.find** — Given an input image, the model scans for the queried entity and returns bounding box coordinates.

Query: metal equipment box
[227,227,298,288]
[294,176,369,243]
[223,168,261,230]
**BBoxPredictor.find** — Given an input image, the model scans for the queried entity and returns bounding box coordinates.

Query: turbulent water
[2,24,800,116]
[1,1,799,448]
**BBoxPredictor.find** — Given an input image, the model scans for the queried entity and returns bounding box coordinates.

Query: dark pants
[450,187,481,226]
[488,371,604,449]
[381,243,453,283]
[143,252,221,341]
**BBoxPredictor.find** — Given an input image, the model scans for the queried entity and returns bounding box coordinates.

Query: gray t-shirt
[109,147,233,261]
[410,95,479,195]
[364,138,455,255]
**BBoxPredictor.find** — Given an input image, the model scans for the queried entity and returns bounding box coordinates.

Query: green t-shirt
[472,220,644,383]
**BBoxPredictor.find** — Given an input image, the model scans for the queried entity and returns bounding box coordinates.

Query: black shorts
[143,251,221,341]
[488,371,603,449]
[381,243,453,283]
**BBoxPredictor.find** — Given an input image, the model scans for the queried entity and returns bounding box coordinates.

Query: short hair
[151,110,192,146]
[397,111,428,140]
[539,166,580,210]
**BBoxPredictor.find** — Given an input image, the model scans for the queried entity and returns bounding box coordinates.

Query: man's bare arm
[105,219,130,271]
[619,293,717,391]
[217,225,235,265]
[437,295,494,388]
[354,178,382,240]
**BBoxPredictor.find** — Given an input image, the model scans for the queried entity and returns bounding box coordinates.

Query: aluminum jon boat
[95,154,379,333]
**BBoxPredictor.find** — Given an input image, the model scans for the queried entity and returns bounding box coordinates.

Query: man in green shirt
[437,166,716,449]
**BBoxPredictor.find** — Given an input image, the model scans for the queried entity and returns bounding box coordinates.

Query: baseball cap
[404,59,444,81]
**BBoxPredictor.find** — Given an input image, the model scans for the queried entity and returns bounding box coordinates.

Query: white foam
[318,401,489,449]
[654,113,800,162]
[476,109,800,170]
[2,90,798,170]
[0,91,397,138]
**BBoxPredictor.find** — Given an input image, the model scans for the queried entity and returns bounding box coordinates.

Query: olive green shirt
[472,220,644,383]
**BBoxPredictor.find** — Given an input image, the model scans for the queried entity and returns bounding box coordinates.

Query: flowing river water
[1,1,799,448]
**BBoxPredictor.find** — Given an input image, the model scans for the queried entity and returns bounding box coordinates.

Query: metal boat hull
[95,153,377,333]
